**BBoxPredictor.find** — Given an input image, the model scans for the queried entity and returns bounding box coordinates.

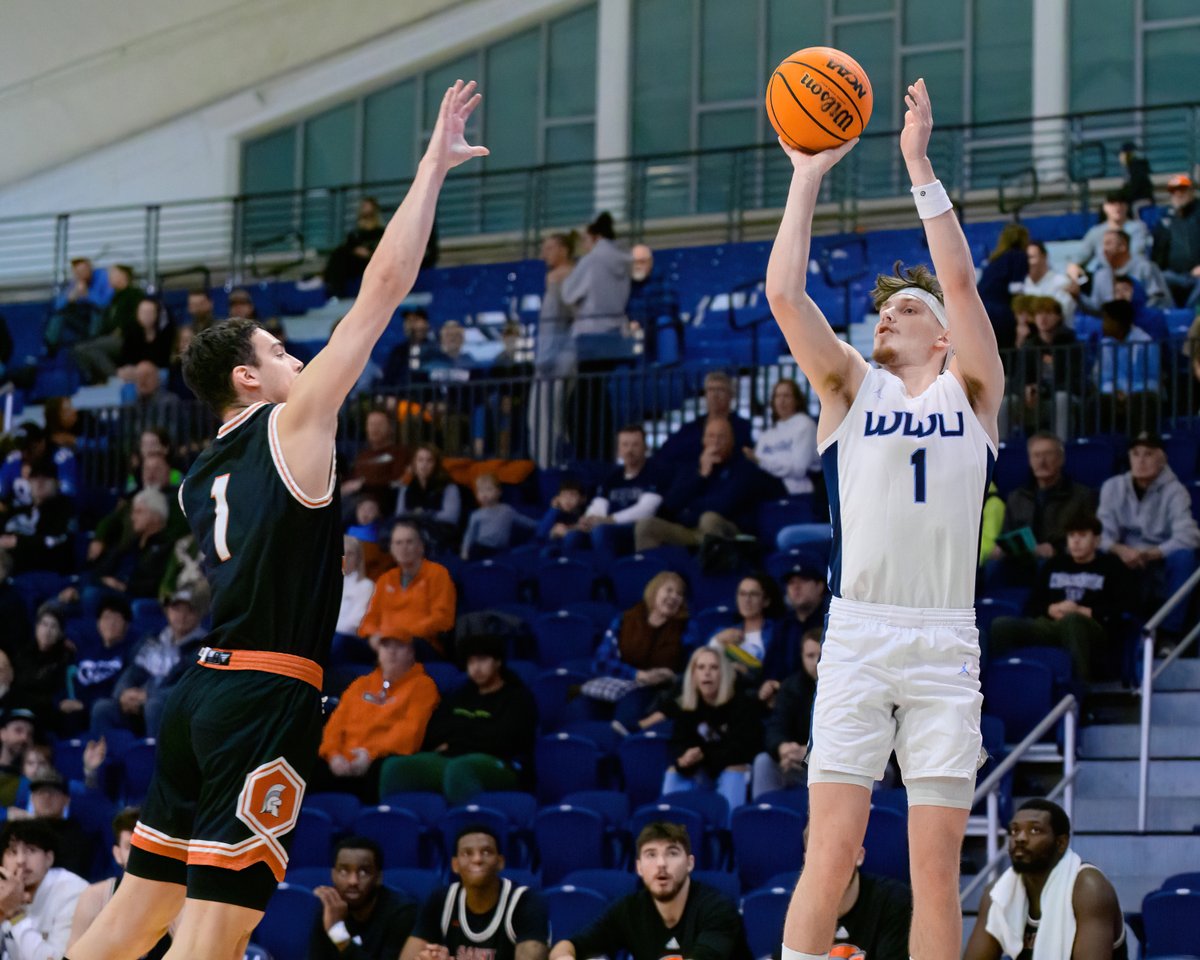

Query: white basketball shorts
[807,596,985,803]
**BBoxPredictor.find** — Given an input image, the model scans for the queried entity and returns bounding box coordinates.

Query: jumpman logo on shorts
[959,661,971,677]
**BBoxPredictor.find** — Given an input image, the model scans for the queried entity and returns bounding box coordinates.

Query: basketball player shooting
[766,79,1004,960]
[69,81,488,960]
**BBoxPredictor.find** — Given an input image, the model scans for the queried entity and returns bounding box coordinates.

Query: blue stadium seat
[1018,645,1074,689]
[542,885,609,941]
[992,442,1028,497]
[423,661,466,695]
[1064,437,1118,488]
[536,806,608,884]
[755,495,816,544]
[501,866,541,890]
[607,554,670,609]
[352,807,424,869]
[120,740,158,806]
[617,731,673,810]
[289,808,335,869]
[284,865,331,890]
[1160,872,1200,890]
[53,739,87,782]
[731,804,805,892]
[376,791,447,828]
[253,884,320,960]
[562,790,631,830]
[690,605,738,644]
[976,596,1022,649]
[692,869,741,902]
[461,560,520,612]
[534,734,601,804]
[243,944,271,960]
[657,787,730,831]
[536,557,595,610]
[752,789,809,820]
[741,886,791,956]
[382,867,442,905]
[530,668,590,734]
[863,806,909,883]
[506,658,541,689]
[566,600,620,632]
[533,611,597,668]
[982,658,1055,743]
[303,792,361,831]
[440,804,514,864]
[1141,887,1200,957]
[470,791,538,829]
[562,868,638,901]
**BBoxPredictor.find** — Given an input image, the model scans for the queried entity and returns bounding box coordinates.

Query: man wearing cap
[1151,174,1200,307]
[762,556,828,687]
[0,709,35,808]
[91,589,207,738]
[225,289,257,320]
[28,770,98,879]
[0,818,88,958]
[1098,432,1200,639]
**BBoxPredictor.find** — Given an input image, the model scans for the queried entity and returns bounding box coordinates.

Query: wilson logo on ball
[765,46,874,153]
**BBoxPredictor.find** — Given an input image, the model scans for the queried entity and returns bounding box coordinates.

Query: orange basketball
[765,46,873,153]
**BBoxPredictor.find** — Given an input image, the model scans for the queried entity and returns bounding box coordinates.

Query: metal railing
[1136,566,1200,833]
[3,101,1200,295]
[960,694,1078,903]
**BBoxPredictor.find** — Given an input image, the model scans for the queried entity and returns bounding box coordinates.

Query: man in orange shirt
[359,521,456,659]
[316,636,440,801]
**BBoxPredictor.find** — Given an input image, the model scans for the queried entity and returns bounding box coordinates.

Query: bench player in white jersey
[766,79,1005,960]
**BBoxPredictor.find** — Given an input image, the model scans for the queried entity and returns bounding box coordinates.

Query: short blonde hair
[870,262,943,312]
[678,646,735,712]
[642,571,688,617]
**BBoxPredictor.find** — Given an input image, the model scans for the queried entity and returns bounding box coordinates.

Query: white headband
[887,287,948,329]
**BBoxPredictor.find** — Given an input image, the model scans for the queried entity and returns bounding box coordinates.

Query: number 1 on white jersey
[211,473,232,561]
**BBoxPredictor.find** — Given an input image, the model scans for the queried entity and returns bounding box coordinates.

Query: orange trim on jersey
[216,401,269,438]
[267,404,336,509]
[131,824,190,863]
[187,844,287,881]
[197,647,323,690]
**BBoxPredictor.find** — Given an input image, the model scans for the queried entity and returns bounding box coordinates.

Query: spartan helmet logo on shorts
[260,783,287,818]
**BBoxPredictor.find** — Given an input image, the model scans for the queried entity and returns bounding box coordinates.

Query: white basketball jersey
[818,365,996,609]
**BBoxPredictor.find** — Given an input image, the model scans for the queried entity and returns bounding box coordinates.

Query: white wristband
[328,920,351,945]
[912,179,952,219]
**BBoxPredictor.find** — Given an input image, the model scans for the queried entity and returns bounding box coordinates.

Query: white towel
[985,849,1082,960]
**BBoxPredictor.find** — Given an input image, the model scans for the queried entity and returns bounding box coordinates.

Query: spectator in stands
[1151,173,1200,308]
[798,824,912,960]
[185,289,217,333]
[0,709,35,807]
[627,243,681,362]
[1094,299,1161,432]
[330,535,377,671]
[0,458,76,575]
[573,424,664,560]
[91,586,207,737]
[0,551,32,654]
[1077,229,1171,314]
[79,488,176,602]
[531,233,576,467]
[745,379,818,494]
[73,264,144,384]
[1106,273,1169,340]
[537,476,587,543]
[989,433,1095,579]
[116,297,174,380]
[124,428,180,495]
[562,211,632,354]
[43,398,84,454]
[762,555,828,686]
[381,307,436,387]
[1098,432,1200,640]
[588,571,689,728]
[308,835,417,960]
[380,633,537,804]
[342,408,410,514]
[656,371,753,469]
[45,258,113,355]
[707,574,779,680]
[0,422,78,512]
[1022,240,1076,326]
[87,453,184,575]
[317,635,439,802]
[1067,191,1152,281]
[128,360,182,434]
[13,604,72,723]
[57,597,135,735]
[1012,297,1080,432]
[549,821,751,960]
[990,511,1129,681]
[358,521,456,659]
[402,825,550,960]
[394,444,462,552]
[634,418,761,551]
[426,320,474,377]
[661,647,761,817]
[225,288,257,320]
[0,819,88,956]
[1119,141,1155,209]
[324,196,387,298]
[26,771,95,878]
[752,627,819,798]
[461,473,538,560]
[964,799,1126,960]
[978,223,1031,349]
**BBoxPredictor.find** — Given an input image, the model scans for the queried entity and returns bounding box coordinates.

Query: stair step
[1153,657,1200,691]
[1075,759,1200,798]
[1073,796,1200,832]
[1080,724,1200,759]
[1150,691,1200,724]
[1074,835,1200,884]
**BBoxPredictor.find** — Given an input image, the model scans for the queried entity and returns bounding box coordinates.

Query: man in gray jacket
[1098,432,1200,636]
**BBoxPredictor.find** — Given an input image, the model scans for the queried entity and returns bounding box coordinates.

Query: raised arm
[277,80,488,497]
[901,78,1004,439]
[765,138,867,411]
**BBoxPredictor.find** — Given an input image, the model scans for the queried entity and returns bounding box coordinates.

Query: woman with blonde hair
[661,646,763,819]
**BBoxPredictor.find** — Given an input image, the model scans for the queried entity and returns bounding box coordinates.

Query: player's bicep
[774,295,866,404]
[945,288,1005,418]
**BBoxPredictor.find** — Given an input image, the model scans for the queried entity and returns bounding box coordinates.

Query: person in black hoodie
[989,511,1130,682]
[394,443,463,552]
[377,634,537,805]
[15,604,74,725]
[1151,173,1200,307]
[0,458,76,576]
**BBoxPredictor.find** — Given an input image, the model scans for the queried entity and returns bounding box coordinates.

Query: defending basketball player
[68,81,488,960]
[766,79,1004,960]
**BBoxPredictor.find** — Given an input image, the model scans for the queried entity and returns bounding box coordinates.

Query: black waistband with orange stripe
[196,646,323,691]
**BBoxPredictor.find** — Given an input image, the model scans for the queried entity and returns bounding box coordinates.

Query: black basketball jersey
[179,402,342,665]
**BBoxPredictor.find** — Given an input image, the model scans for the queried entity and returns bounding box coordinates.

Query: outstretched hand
[424,79,489,173]
[779,136,859,180]
[901,77,933,164]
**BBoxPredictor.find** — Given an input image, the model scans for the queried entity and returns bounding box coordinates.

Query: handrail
[1136,564,1200,832]
[970,693,1077,890]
